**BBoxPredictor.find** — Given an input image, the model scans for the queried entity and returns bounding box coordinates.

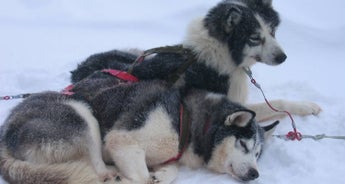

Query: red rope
[245,68,302,141]
[2,96,11,100]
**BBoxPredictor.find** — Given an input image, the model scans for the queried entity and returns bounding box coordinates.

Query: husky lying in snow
[0,80,279,183]
[70,0,321,122]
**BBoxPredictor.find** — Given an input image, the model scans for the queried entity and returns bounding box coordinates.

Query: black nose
[242,168,259,181]
[274,53,287,64]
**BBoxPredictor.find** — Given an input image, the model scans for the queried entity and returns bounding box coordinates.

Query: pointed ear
[262,0,273,6]
[225,110,255,127]
[225,6,242,33]
[262,121,279,141]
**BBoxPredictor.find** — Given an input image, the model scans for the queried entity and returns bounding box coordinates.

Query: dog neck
[180,91,224,164]
[182,17,238,75]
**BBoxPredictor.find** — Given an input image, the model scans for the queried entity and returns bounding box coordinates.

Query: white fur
[226,111,253,127]
[134,106,179,166]
[257,15,285,65]
[207,137,259,180]
[66,100,115,181]
[227,68,249,104]
[227,0,247,7]
[179,145,204,169]
[205,92,224,100]
[183,18,238,75]
[105,106,179,183]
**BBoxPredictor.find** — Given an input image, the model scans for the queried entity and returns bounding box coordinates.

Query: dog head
[204,0,286,67]
[206,109,279,181]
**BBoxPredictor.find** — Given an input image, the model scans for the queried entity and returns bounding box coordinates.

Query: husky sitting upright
[0,80,279,184]
[71,0,321,122]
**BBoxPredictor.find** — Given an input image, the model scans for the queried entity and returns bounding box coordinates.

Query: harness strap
[162,104,191,165]
[128,45,196,87]
[102,69,139,82]
[62,69,140,96]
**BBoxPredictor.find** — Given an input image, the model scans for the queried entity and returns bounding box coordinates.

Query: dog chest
[124,106,180,166]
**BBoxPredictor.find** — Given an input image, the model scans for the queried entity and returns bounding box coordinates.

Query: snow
[1,0,345,183]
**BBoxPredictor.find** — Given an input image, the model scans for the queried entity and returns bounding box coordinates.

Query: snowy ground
[1,0,345,183]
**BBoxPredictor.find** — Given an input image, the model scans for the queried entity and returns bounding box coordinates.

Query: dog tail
[0,148,102,184]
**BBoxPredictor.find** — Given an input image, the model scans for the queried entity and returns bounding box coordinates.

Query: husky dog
[0,80,279,183]
[70,0,321,122]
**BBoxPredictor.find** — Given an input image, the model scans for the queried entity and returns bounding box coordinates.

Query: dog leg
[105,130,151,183]
[247,100,322,122]
[87,135,117,182]
[66,101,116,182]
[151,164,179,184]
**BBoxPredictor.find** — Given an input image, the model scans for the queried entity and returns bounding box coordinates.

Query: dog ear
[262,0,273,6]
[262,121,279,141]
[248,0,272,7]
[225,6,242,33]
[225,110,255,127]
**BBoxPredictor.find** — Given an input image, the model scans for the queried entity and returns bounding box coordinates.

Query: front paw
[149,175,160,184]
[292,101,322,116]
[99,170,118,182]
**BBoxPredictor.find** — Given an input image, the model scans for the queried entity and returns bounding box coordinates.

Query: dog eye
[239,140,249,153]
[255,152,259,158]
[248,33,262,45]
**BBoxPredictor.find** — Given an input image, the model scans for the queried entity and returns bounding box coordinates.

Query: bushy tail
[0,148,102,184]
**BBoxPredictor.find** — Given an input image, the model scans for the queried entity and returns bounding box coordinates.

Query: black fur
[1,92,88,159]
[71,50,138,83]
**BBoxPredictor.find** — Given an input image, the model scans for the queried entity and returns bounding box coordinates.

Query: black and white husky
[71,0,321,122]
[0,80,279,184]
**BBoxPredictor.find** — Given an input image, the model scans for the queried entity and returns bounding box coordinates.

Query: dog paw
[149,175,160,184]
[99,170,118,182]
[291,101,322,116]
[149,165,178,184]
[111,175,133,184]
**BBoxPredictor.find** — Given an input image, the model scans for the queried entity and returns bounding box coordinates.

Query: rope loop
[286,130,302,141]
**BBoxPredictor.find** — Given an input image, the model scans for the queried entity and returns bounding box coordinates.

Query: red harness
[162,104,190,165]
[101,69,139,83]
[62,69,139,95]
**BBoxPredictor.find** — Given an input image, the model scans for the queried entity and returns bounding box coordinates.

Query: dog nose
[245,168,259,181]
[274,53,287,64]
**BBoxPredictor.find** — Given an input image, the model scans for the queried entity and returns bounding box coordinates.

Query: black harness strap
[127,44,197,87]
